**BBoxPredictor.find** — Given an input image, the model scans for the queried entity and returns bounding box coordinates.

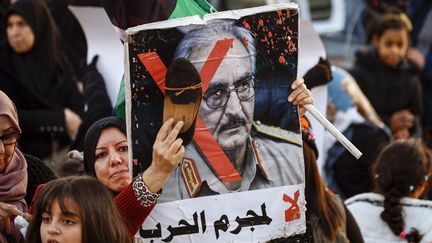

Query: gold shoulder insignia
[252,139,268,179]
[180,158,202,198]
[253,121,302,146]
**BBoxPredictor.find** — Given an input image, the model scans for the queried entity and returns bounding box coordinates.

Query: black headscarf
[7,0,72,107]
[0,0,10,43]
[44,0,88,74]
[83,117,126,176]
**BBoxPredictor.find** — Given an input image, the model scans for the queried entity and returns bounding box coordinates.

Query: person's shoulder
[344,193,384,225]
[251,121,302,147]
[353,48,375,67]
[400,197,432,209]
[401,197,432,240]
[345,192,383,206]
[350,49,376,79]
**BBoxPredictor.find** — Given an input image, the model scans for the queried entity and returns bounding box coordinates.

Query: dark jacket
[0,42,84,158]
[0,0,9,43]
[350,49,423,128]
[45,0,87,75]
[0,0,85,159]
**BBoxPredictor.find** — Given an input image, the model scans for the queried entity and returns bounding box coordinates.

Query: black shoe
[163,57,202,145]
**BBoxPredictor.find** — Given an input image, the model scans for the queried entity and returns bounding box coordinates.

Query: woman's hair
[373,139,432,242]
[25,176,130,243]
[24,153,56,205]
[83,116,126,176]
[304,142,344,241]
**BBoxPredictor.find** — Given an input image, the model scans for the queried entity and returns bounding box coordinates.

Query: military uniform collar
[182,137,270,197]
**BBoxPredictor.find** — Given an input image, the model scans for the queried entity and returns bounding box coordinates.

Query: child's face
[40,200,82,243]
[377,28,409,67]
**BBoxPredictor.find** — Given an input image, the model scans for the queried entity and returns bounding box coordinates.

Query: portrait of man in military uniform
[159,20,305,203]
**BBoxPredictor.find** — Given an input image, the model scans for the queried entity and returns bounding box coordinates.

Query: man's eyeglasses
[0,132,20,145]
[203,78,255,109]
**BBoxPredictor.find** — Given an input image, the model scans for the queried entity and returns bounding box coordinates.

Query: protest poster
[124,3,305,242]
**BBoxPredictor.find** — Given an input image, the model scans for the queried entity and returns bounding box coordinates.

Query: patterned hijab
[0,90,28,242]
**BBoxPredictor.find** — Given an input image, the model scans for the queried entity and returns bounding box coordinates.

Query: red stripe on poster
[138,38,241,183]
[194,117,241,182]
[199,38,234,93]
[137,52,167,94]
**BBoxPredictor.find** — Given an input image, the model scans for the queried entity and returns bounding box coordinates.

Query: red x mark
[137,38,242,183]
[283,190,300,222]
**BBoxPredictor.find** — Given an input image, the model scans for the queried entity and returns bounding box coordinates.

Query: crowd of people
[0,0,431,242]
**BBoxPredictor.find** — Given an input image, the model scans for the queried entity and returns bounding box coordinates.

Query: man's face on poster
[188,36,255,151]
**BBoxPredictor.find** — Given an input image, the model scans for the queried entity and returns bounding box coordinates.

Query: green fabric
[169,0,214,19]
[116,78,126,118]
[116,0,214,119]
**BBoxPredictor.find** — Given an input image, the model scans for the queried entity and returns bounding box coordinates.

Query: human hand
[64,108,82,139]
[390,109,415,133]
[142,118,185,193]
[288,77,314,116]
[0,202,24,234]
[22,213,32,222]
[77,55,99,81]
[406,47,425,70]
